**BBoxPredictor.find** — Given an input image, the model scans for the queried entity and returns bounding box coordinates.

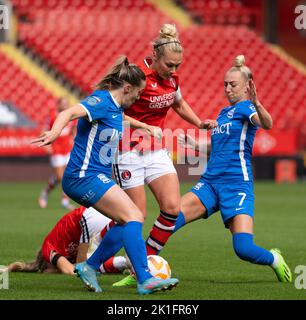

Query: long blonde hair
[96,55,146,91]
[152,24,183,58]
[7,249,48,273]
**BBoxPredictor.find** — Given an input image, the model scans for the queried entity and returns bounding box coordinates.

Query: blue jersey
[202,100,258,183]
[65,90,123,179]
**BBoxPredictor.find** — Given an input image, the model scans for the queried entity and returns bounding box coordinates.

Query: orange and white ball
[147,255,171,280]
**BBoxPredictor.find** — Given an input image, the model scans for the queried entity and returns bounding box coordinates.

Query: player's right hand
[199,119,218,130]
[31,130,58,147]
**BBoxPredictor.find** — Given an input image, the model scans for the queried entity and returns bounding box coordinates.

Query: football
[147,255,171,280]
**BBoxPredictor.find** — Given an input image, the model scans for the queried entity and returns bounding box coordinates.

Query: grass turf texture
[0,181,305,300]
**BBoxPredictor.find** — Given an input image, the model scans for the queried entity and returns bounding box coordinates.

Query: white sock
[271,252,279,268]
[113,256,127,272]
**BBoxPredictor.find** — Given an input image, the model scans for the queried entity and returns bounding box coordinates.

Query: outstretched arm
[172,98,202,128]
[32,105,87,147]
[172,98,218,130]
[123,114,163,140]
[55,257,75,275]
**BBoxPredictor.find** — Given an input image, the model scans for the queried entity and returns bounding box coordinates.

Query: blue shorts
[62,173,116,207]
[191,178,254,227]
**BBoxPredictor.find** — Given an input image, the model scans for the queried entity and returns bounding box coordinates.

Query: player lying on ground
[116,55,292,286]
[3,206,127,275]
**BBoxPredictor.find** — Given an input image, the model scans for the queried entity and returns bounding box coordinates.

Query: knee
[159,202,180,216]
[119,210,144,225]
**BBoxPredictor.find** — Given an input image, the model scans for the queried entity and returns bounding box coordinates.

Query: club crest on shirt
[151,82,157,88]
[249,104,256,112]
[67,242,78,256]
[86,96,101,106]
[227,107,236,119]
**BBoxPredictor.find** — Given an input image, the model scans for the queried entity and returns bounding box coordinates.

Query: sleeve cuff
[175,86,183,103]
[249,112,257,126]
[79,103,92,122]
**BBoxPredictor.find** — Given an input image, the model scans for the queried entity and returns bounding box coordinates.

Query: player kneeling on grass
[4,206,128,275]
[116,55,292,287]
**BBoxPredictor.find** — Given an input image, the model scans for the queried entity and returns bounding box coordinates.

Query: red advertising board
[253,128,298,156]
[0,129,47,156]
[0,128,298,157]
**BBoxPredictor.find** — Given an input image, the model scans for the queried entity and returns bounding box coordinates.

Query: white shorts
[81,207,113,259]
[80,207,111,244]
[50,153,70,168]
[113,149,177,190]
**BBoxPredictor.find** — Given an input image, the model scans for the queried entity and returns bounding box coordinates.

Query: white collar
[108,91,121,109]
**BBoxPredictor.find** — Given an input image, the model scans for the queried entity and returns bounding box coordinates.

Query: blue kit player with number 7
[169,55,292,283]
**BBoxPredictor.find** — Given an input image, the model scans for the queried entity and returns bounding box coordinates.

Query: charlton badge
[121,170,131,180]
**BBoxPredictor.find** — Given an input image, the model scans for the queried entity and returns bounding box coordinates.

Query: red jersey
[42,206,86,264]
[48,110,75,155]
[120,58,181,152]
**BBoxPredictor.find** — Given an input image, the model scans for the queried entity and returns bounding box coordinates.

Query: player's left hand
[199,119,218,130]
[248,80,260,106]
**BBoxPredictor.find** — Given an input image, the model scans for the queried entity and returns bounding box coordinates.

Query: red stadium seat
[0,51,58,128]
[7,1,306,131]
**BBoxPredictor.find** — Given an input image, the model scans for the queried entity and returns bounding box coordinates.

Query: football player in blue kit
[172,55,292,283]
[32,56,179,295]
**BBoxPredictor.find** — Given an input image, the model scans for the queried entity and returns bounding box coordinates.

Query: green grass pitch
[0,181,305,300]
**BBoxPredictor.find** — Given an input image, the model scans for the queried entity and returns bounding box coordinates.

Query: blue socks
[174,211,186,232]
[87,224,124,270]
[173,215,274,266]
[123,221,151,284]
[232,233,274,265]
[87,221,151,284]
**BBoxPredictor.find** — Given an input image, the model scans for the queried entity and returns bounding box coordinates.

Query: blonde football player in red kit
[38,97,76,210]
[5,206,127,275]
[113,24,216,286]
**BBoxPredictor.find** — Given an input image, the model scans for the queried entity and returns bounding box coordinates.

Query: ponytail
[97,55,145,91]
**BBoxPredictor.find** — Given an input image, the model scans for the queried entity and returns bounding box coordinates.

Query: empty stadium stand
[177,0,262,28]
[5,0,306,143]
[0,50,57,125]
